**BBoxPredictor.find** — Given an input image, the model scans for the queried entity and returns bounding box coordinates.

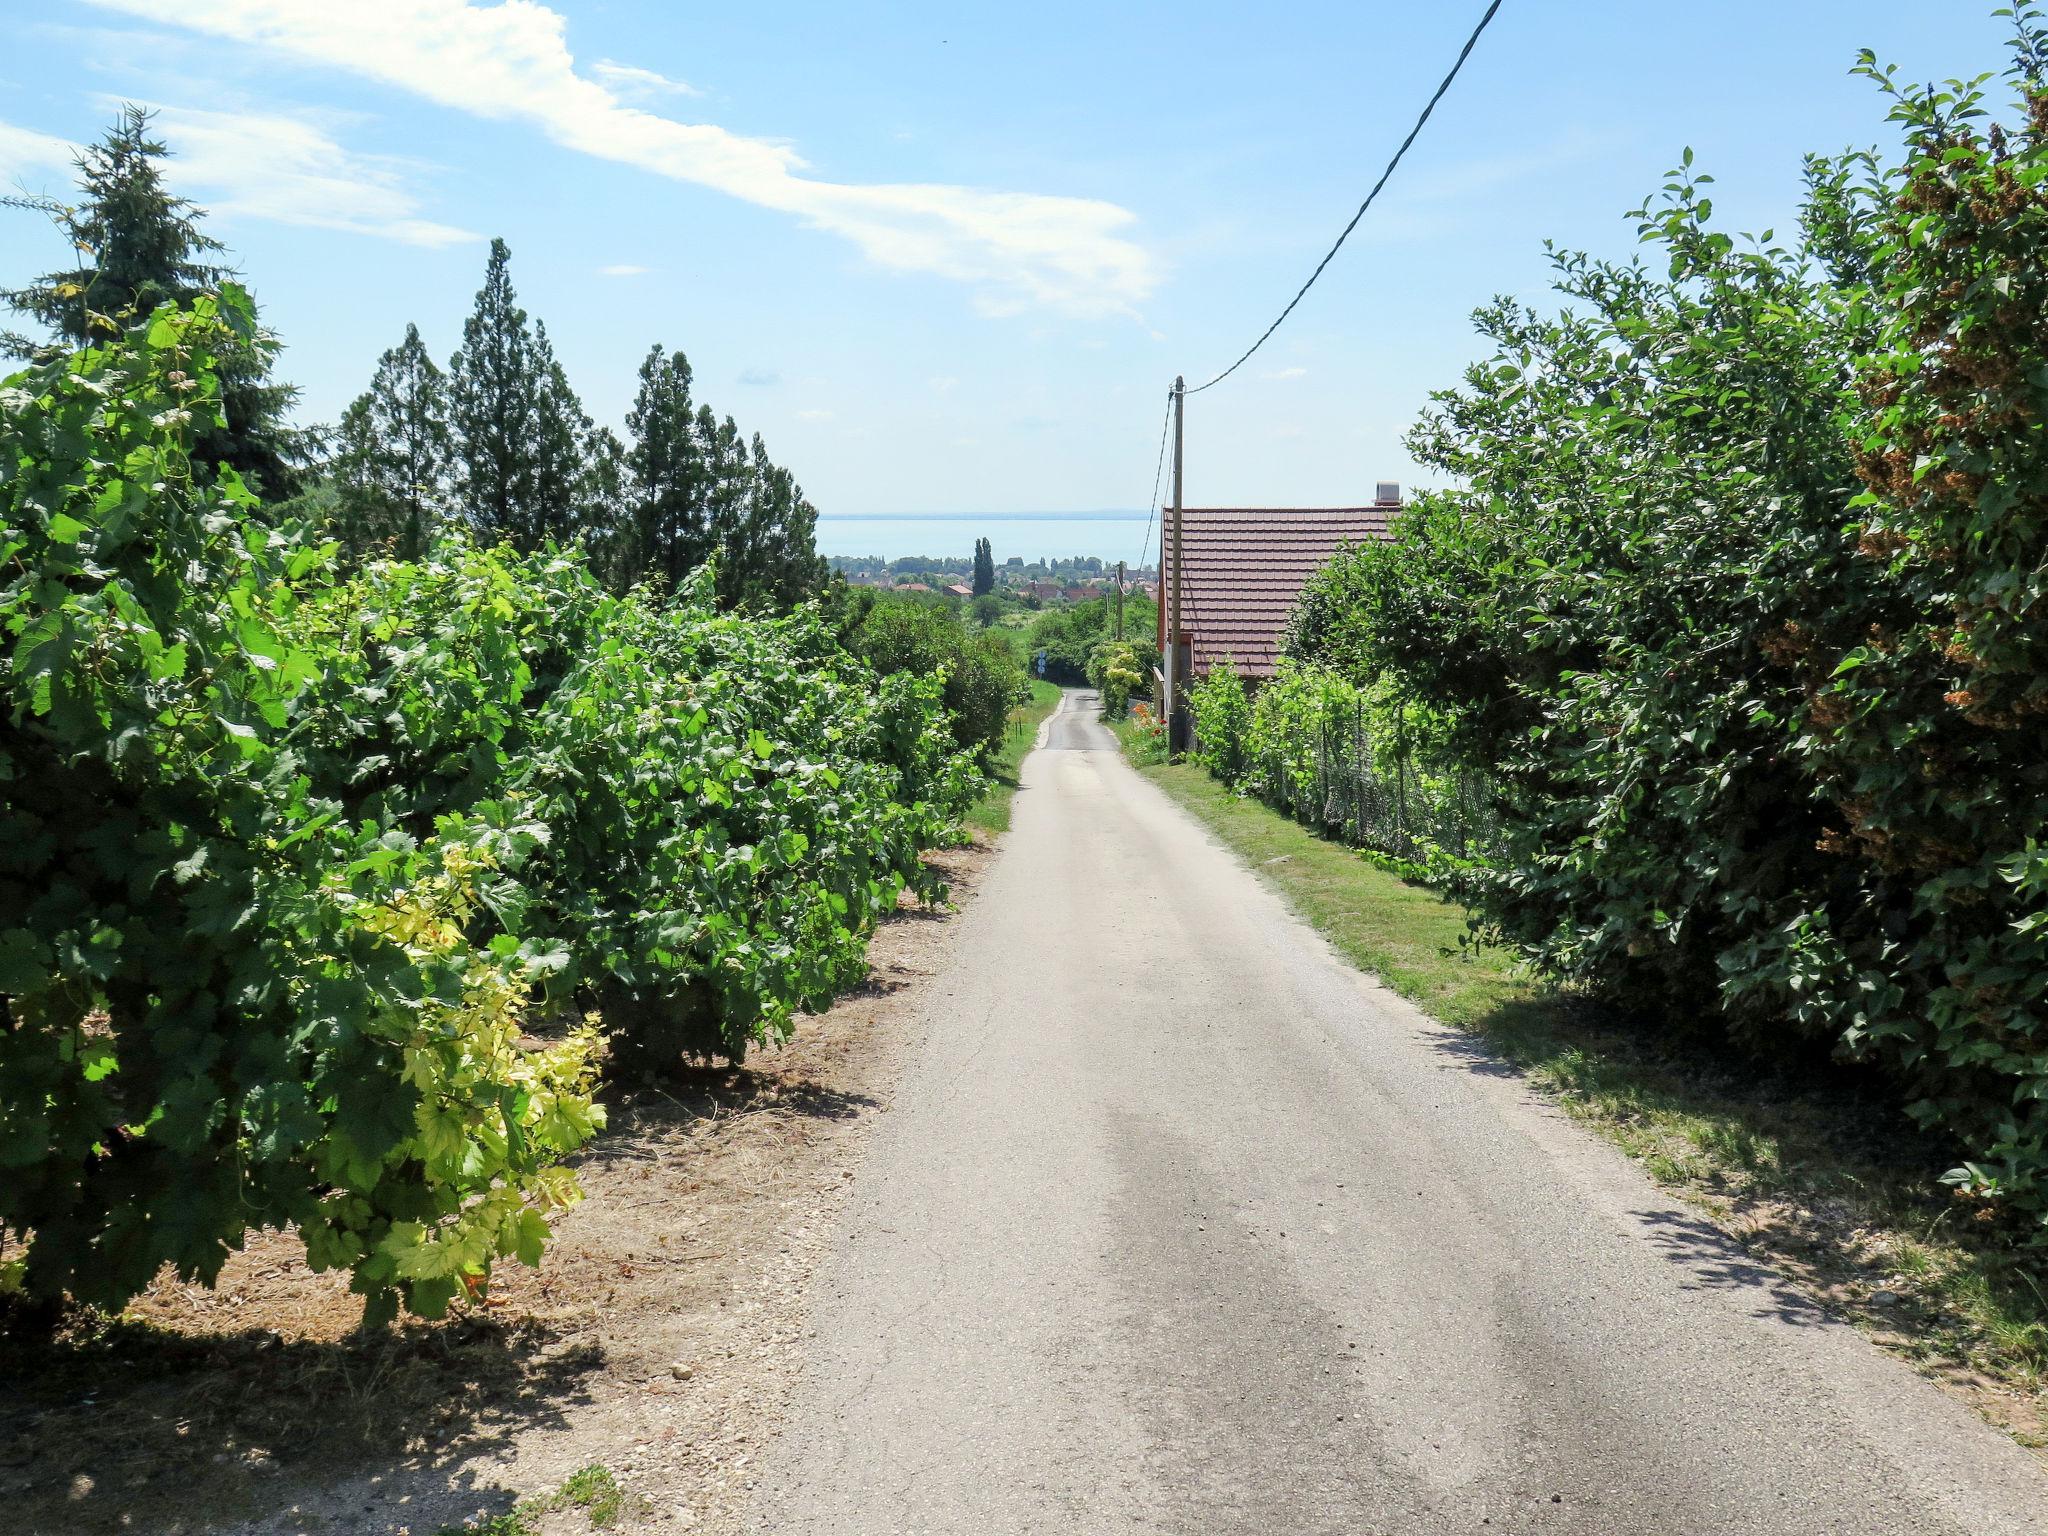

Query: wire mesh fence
[1193,700,1500,871]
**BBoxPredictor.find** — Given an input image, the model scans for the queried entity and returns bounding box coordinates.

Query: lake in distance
[814,511,1156,566]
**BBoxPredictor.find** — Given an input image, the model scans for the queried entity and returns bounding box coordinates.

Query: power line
[1185,0,1506,396]
[1135,386,1173,573]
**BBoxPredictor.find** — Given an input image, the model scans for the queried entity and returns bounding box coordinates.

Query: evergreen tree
[3,104,302,495]
[621,342,707,588]
[973,537,996,595]
[530,319,590,546]
[581,423,632,586]
[330,321,448,562]
[448,239,584,550]
[615,341,825,606]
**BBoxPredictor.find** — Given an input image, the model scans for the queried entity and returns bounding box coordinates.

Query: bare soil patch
[0,843,994,1536]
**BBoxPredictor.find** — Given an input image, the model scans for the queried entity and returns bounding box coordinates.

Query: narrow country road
[744,688,2045,1535]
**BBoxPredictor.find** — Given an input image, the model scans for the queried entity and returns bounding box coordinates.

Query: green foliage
[1187,660,1484,876]
[849,594,1026,761]
[0,299,969,1325]
[1027,593,1157,685]
[290,545,980,1066]
[1186,660,1252,781]
[2,105,302,497]
[329,321,448,563]
[1087,640,1145,717]
[447,240,581,551]
[1284,17,2048,1242]
[595,341,826,608]
[0,297,602,1325]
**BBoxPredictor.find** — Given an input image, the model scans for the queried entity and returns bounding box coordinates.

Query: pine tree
[620,343,707,589]
[330,322,448,562]
[581,424,632,587]
[3,104,302,495]
[446,241,588,550]
[529,319,590,546]
[973,537,996,595]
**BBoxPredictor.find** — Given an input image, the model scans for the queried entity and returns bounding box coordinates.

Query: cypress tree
[331,321,448,561]
[3,104,302,495]
[973,537,996,595]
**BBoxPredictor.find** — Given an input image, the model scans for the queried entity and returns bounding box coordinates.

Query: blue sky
[0,2,2020,520]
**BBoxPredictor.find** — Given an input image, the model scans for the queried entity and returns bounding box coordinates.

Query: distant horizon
[817,510,1147,522]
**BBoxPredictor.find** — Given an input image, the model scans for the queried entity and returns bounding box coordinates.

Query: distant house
[1159,487,1403,729]
[1027,581,1063,602]
[897,581,932,593]
[944,582,974,597]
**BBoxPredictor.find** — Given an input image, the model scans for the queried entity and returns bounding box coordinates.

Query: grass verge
[1135,756,2048,1450]
[962,678,1063,838]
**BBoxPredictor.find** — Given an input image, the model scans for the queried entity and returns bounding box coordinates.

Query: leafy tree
[448,239,583,550]
[3,105,302,496]
[1277,14,2048,1244]
[972,537,995,595]
[329,321,448,562]
[849,596,1025,759]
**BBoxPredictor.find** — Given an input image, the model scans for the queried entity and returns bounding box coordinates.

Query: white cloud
[597,262,648,276]
[928,375,959,393]
[0,121,78,187]
[795,407,834,421]
[143,103,477,246]
[1262,366,1307,381]
[593,59,698,98]
[84,0,1157,317]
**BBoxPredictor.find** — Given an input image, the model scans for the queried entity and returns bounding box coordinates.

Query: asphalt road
[745,688,2046,1535]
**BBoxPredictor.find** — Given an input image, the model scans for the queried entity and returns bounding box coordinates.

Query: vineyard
[1189,23,2048,1251]
[0,293,984,1331]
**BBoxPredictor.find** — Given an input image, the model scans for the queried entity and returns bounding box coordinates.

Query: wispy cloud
[85,0,1158,317]
[1262,365,1307,381]
[138,102,479,246]
[597,262,648,276]
[737,367,779,387]
[593,59,698,99]
[795,407,833,422]
[0,120,78,188]
[928,375,959,393]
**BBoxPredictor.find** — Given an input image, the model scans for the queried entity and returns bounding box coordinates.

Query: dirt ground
[0,842,995,1536]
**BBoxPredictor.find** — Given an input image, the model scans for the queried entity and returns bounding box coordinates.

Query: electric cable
[1184,0,1506,395]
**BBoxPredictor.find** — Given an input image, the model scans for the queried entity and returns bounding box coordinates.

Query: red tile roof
[1163,507,1396,679]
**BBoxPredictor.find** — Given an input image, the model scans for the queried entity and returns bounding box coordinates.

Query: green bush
[0,298,979,1325]
[1027,594,1158,687]
[849,594,1025,761]
[1284,20,2048,1241]
[0,296,603,1325]
[1087,639,1146,717]
[291,550,980,1066]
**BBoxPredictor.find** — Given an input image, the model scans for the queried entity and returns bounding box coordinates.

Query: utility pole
[1166,376,1186,750]
[1115,559,1126,641]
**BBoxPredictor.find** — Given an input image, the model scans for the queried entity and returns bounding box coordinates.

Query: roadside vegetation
[1186,20,2048,1261]
[0,109,999,1345]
